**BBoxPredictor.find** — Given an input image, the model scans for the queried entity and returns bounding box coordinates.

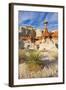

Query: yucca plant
[25,50,43,72]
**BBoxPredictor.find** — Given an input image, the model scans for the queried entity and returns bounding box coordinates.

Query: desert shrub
[25,50,43,72]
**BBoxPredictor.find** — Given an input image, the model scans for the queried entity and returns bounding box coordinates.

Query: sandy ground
[18,39,58,79]
[19,60,58,79]
[18,46,58,79]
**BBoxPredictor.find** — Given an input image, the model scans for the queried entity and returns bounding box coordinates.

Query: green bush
[26,50,42,64]
[25,50,43,72]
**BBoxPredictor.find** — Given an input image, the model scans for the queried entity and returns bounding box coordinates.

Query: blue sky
[18,11,58,31]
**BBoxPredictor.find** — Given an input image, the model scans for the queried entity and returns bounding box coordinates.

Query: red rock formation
[42,28,49,38]
[50,31,58,38]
